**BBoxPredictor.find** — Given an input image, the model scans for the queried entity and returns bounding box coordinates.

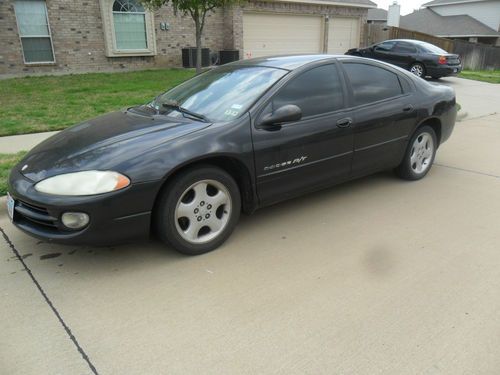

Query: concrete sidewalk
[0,131,59,154]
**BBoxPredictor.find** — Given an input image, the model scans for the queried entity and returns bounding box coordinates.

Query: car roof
[229,54,343,70]
[383,39,434,46]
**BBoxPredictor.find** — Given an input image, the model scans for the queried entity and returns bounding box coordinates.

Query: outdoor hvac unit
[181,48,210,68]
[219,50,240,65]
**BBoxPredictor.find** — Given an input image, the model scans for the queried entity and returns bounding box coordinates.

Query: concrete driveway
[1,78,500,375]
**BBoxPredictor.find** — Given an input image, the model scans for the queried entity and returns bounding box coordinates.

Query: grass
[0,152,27,196]
[459,70,500,84]
[0,69,195,136]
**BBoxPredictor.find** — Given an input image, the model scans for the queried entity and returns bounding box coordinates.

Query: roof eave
[271,0,376,8]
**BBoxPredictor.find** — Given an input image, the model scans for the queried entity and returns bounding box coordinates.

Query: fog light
[61,212,89,229]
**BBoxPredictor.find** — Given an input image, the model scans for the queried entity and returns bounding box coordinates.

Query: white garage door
[327,17,360,54]
[243,13,323,59]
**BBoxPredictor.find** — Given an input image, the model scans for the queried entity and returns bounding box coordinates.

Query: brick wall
[0,0,225,76]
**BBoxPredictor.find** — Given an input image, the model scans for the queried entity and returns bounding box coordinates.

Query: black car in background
[8,55,457,255]
[346,39,461,79]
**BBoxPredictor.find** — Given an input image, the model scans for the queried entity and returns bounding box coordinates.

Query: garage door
[243,13,323,59]
[327,17,360,54]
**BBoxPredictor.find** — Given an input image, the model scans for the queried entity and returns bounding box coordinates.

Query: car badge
[21,164,28,171]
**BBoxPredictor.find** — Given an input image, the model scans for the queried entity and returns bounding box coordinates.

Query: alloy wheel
[410,132,434,174]
[174,179,232,244]
[410,64,424,77]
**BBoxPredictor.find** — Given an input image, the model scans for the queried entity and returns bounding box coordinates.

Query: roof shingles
[400,8,500,37]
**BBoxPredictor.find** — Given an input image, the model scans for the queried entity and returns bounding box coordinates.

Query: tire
[409,62,425,78]
[431,76,441,80]
[395,126,437,181]
[155,165,241,255]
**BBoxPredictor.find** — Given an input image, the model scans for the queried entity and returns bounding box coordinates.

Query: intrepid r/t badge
[264,155,308,172]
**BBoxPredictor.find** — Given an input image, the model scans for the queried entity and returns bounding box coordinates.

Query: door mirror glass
[259,104,302,127]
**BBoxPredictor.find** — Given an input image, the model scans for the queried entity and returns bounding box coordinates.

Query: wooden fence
[365,24,500,70]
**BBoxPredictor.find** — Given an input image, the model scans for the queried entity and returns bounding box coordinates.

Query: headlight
[35,171,130,196]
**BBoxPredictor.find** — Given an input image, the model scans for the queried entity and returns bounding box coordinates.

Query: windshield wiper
[162,103,209,123]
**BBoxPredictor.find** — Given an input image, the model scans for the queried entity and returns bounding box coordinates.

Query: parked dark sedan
[346,39,462,79]
[7,55,457,255]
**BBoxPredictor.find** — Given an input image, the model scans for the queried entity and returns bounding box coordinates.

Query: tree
[140,0,240,74]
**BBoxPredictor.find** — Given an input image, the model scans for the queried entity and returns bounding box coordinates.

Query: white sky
[373,0,429,15]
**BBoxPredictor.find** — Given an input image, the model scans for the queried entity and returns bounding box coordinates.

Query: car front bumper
[7,167,161,245]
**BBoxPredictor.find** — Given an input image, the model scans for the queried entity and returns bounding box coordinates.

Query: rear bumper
[7,168,161,245]
[427,64,462,78]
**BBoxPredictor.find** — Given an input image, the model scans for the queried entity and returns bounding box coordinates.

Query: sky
[372,1,429,15]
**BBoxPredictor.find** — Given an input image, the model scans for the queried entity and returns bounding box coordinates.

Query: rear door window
[343,62,403,106]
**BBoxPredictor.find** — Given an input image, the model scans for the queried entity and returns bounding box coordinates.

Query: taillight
[438,55,447,65]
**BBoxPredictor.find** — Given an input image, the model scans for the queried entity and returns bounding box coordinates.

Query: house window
[99,0,156,57]
[14,0,55,63]
[112,0,148,50]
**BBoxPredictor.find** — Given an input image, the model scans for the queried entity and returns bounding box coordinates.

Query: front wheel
[395,126,437,180]
[155,166,241,255]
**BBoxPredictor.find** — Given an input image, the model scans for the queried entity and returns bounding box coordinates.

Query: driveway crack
[435,163,500,179]
[0,226,99,375]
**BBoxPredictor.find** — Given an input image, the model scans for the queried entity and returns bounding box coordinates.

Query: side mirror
[258,104,302,128]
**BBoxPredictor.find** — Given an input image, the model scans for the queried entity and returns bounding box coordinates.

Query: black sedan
[7,55,457,255]
[346,39,462,79]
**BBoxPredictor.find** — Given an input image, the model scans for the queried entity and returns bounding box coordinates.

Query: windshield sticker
[231,104,243,110]
[224,109,239,117]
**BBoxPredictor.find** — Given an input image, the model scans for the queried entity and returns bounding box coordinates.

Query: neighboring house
[367,8,387,24]
[0,0,376,76]
[401,0,500,45]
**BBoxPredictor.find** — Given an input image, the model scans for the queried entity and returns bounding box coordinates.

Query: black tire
[431,76,441,80]
[395,126,437,181]
[155,165,241,255]
[409,62,426,78]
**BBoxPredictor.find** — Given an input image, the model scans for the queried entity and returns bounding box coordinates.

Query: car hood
[18,109,210,182]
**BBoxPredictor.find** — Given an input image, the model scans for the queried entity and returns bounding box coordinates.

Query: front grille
[14,199,59,230]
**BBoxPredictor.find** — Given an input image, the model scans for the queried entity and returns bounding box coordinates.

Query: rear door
[389,41,418,68]
[252,63,354,205]
[340,61,418,176]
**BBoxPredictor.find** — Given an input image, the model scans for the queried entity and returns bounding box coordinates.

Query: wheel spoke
[176,201,196,220]
[410,149,418,165]
[210,190,229,209]
[206,215,224,233]
[192,182,209,202]
[183,220,202,241]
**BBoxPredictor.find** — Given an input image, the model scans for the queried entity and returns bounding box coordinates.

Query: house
[367,8,387,24]
[401,0,500,45]
[0,0,376,76]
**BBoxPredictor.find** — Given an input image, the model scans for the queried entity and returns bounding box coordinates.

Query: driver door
[251,63,354,206]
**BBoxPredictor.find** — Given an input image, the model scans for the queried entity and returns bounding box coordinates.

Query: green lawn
[0,69,195,136]
[459,70,500,84]
[0,152,27,196]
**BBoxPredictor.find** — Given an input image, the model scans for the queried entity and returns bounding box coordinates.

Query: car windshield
[151,65,288,122]
[418,42,448,54]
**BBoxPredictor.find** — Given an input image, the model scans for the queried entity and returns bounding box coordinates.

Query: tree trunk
[194,18,202,74]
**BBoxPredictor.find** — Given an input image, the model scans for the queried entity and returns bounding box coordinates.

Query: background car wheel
[431,76,441,80]
[395,125,437,181]
[409,63,425,78]
[155,165,241,255]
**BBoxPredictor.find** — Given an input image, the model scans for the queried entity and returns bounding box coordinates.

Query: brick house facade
[0,0,374,76]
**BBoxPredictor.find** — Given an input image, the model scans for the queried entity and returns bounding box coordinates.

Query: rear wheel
[395,126,437,180]
[409,63,425,78]
[155,166,241,255]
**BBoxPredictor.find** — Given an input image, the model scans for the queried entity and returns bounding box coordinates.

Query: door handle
[336,117,352,128]
[402,105,414,112]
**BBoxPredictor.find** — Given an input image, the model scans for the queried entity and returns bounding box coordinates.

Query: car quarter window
[343,63,403,106]
[374,41,396,51]
[393,42,417,54]
[271,64,344,118]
